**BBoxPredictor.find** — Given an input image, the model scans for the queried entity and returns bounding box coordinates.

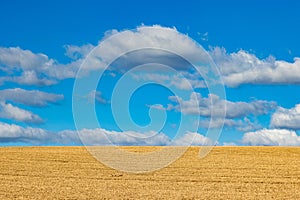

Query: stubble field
[0,146,299,199]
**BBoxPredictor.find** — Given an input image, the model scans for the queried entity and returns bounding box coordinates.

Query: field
[0,146,299,199]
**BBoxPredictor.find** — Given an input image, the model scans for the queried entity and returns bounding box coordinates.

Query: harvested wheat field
[0,146,299,199]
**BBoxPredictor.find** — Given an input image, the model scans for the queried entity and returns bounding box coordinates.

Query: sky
[0,0,300,146]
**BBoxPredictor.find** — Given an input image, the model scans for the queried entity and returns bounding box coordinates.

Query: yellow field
[0,147,299,199]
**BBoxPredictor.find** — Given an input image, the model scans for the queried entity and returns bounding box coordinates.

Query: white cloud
[60,129,214,146]
[211,47,300,87]
[80,25,211,74]
[271,104,300,130]
[147,104,166,111]
[0,47,80,86]
[242,129,300,146]
[0,88,62,124]
[168,92,276,118]
[222,142,237,146]
[0,122,53,143]
[6,70,57,86]
[0,102,43,123]
[150,92,272,131]
[64,44,94,60]
[0,47,50,71]
[0,122,171,145]
[0,88,63,107]
[173,132,214,146]
[165,92,274,131]
[0,122,215,146]
[74,129,171,146]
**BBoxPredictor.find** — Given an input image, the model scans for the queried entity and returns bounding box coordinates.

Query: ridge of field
[0,146,299,199]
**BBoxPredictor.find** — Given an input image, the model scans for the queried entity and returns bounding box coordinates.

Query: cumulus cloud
[271,104,300,130]
[242,129,300,146]
[77,25,217,96]
[0,46,80,86]
[0,102,43,123]
[168,92,276,118]
[211,47,300,87]
[92,25,206,69]
[0,88,63,107]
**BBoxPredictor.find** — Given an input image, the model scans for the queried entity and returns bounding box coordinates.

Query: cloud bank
[243,129,300,146]
[0,122,212,146]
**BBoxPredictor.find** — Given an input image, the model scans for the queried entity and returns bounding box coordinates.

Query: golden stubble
[0,146,299,199]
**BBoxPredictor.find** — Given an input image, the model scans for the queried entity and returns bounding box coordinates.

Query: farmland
[0,147,299,199]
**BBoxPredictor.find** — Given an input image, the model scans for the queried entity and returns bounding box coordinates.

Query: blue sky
[0,0,300,146]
